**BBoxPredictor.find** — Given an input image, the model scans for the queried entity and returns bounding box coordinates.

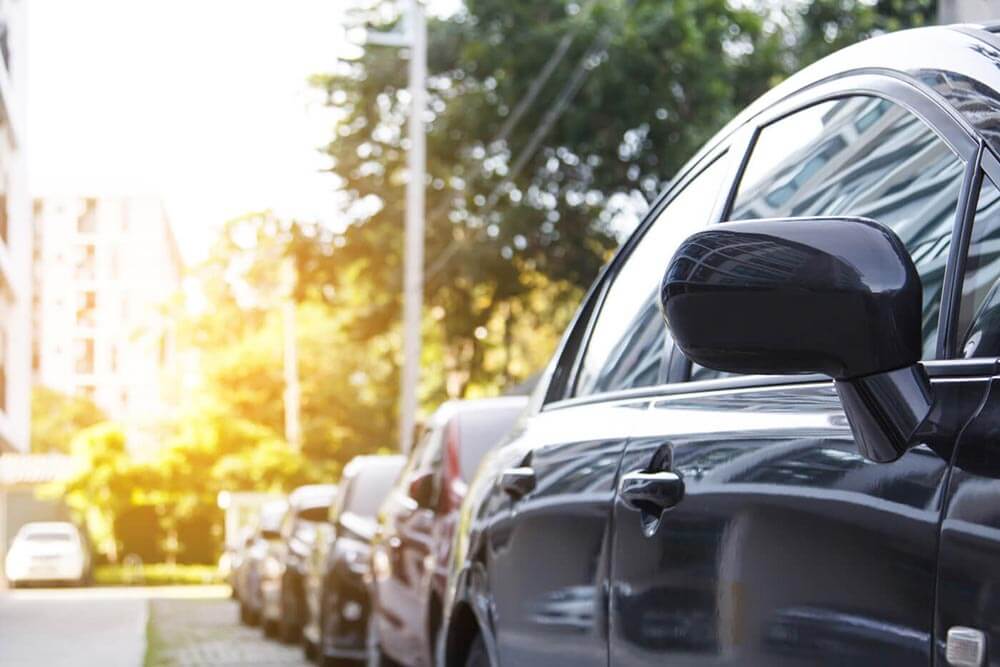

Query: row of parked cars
[230,397,527,666]
[240,23,1000,666]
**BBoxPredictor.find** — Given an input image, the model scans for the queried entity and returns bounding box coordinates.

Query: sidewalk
[146,587,310,667]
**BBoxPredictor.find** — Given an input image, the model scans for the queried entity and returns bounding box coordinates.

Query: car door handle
[499,467,536,499]
[620,470,685,513]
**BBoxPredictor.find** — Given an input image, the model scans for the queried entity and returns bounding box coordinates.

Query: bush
[94,563,223,587]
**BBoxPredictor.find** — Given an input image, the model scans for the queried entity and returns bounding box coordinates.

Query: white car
[5,522,91,588]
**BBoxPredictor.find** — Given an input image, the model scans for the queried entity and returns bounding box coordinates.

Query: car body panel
[372,398,527,667]
[608,378,984,666]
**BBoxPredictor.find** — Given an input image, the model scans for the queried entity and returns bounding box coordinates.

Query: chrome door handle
[620,470,685,513]
[499,467,536,499]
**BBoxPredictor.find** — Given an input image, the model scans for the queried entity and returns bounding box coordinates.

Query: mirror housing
[662,217,932,462]
[408,472,436,509]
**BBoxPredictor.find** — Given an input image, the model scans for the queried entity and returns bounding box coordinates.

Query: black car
[369,397,527,667]
[260,484,338,642]
[301,455,405,666]
[237,498,288,626]
[441,24,1000,667]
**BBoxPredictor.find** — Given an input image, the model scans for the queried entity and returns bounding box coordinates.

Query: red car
[370,396,528,666]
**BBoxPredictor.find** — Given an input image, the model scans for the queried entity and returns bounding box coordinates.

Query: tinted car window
[457,403,525,480]
[574,156,728,396]
[959,176,1000,358]
[691,95,964,381]
[344,462,404,518]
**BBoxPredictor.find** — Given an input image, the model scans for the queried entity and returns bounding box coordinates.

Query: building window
[75,338,95,374]
[76,291,96,327]
[78,199,97,234]
[75,244,96,280]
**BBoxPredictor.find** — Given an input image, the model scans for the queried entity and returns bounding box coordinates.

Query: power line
[425,15,619,280]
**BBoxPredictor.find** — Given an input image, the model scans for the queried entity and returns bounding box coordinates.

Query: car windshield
[24,532,73,542]
[345,463,403,518]
[458,403,525,481]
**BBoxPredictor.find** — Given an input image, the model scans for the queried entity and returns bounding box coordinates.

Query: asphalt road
[0,586,148,667]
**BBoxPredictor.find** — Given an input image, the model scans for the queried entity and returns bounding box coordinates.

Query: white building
[940,0,1000,23]
[0,0,30,453]
[33,197,183,455]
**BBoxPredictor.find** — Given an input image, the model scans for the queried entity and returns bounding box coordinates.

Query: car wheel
[366,620,402,667]
[239,599,257,626]
[464,635,489,667]
[279,587,301,644]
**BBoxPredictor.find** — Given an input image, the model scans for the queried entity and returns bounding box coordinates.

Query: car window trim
[543,358,1000,414]
[954,144,1000,362]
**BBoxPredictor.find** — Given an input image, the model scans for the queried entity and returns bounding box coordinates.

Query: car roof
[288,483,338,509]
[426,396,529,430]
[676,25,1000,189]
[343,454,406,480]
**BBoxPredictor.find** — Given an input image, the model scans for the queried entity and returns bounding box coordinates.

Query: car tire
[464,635,489,667]
[263,617,279,638]
[239,600,257,626]
[279,614,300,644]
[366,621,402,667]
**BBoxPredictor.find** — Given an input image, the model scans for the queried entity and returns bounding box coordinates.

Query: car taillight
[444,419,464,511]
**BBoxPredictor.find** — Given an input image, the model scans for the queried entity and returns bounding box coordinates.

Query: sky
[27,0,351,263]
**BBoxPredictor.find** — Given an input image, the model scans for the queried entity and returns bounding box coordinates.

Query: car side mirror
[661,216,932,463]
[408,472,436,509]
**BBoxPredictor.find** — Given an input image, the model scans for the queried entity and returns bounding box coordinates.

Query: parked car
[370,397,528,666]
[301,455,405,665]
[4,521,91,588]
[236,498,288,626]
[260,484,338,642]
[440,23,1000,667]
[221,525,254,598]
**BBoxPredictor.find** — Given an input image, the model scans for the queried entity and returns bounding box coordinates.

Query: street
[0,587,147,667]
[0,586,309,667]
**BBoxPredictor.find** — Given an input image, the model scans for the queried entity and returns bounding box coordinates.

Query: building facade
[0,0,30,453]
[940,0,1000,23]
[33,197,183,455]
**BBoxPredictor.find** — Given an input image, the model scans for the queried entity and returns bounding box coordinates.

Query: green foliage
[31,386,107,453]
[95,563,223,587]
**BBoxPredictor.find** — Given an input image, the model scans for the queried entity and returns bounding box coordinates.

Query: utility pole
[364,0,426,453]
[283,297,302,452]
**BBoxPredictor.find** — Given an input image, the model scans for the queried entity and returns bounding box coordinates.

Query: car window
[573,155,729,397]
[959,176,1000,357]
[691,95,964,381]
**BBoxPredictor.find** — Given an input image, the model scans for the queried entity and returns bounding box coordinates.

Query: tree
[307,0,789,405]
[31,386,107,453]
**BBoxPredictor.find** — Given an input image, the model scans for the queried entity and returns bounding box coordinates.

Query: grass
[143,600,168,667]
[95,563,224,587]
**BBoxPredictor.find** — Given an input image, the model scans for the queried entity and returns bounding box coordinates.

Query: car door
[484,150,734,666]
[374,421,442,662]
[607,84,990,666]
[936,154,1000,667]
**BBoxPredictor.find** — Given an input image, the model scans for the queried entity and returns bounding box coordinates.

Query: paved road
[0,586,148,667]
[147,591,310,666]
